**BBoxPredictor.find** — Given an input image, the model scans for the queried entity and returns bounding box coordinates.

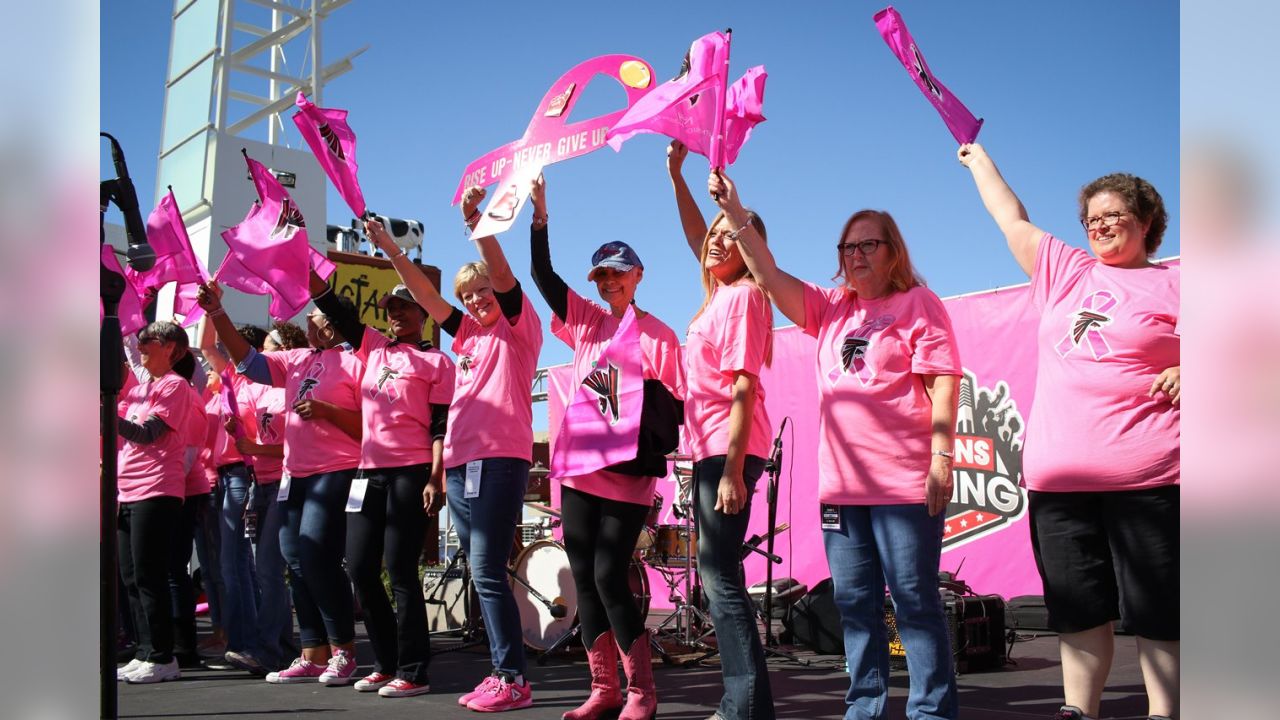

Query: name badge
[464,460,483,499]
[346,477,369,513]
[820,503,842,531]
[276,472,292,501]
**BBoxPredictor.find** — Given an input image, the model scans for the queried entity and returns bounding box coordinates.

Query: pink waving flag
[607,30,766,168]
[216,154,312,321]
[292,92,367,218]
[551,306,646,478]
[126,189,210,325]
[874,6,983,144]
[216,233,336,320]
[100,245,148,336]
[309,246,337,281]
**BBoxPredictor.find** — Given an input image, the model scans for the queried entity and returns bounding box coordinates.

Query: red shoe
[354,671,394,692]
[563,630,624,720]
[379,677,432,698]
[467,673,533,712]
[617,632,657,720]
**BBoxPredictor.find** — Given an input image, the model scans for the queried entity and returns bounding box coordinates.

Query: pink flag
[126,189,210,325]
[292,92,367,218]
[874,6,983,144]
[101,245,148,336]
[216,220,336,320]
[218,369,255,468]
[309,246,337,282]
[606,31,766,168]
[550,306,646,478]
[217,155,312,321]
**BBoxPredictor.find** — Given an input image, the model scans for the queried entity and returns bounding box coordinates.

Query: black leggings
[119,496,182,663]
[345,465,431,682]
[560,485,648,650]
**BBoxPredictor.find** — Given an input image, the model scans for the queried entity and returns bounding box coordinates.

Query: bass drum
[511,540,651,650]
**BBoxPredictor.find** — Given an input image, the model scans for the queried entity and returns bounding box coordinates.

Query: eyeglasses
[837,239,884,256]
[1081,211,1130,231]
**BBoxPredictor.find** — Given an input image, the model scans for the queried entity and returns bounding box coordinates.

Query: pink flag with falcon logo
[606,30,767,168]
[292,92,368,218]
[874,6,983,144]
[550,305,646,478]
[215,153,312,321]
[126,188,210,325]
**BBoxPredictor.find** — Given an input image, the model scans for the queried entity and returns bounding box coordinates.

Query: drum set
[425,452,799,664]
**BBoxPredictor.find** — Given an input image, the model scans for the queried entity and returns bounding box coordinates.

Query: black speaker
[784,577,844,655]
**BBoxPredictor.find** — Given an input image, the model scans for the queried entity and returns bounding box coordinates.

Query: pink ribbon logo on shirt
[370,364,403,402]
[1056,291,1117,360]
[827,314,895,386]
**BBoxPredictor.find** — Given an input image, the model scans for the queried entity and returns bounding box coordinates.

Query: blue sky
[101,1,1179,372]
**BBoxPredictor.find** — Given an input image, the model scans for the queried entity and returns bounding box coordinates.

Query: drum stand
[426,546,488,652]
[649,509,714,651]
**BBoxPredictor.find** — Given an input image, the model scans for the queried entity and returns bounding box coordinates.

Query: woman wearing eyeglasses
[197,282,365,688]
[707,171,962,720]
[667,141,776,720]
[957,143,1179,720]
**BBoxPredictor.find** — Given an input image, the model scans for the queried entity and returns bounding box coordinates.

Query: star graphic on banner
[976,513,985,522]
[960,519,969,528]
[945,524,952,533]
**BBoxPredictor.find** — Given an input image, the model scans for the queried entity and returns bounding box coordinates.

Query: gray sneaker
[225,650,268,676]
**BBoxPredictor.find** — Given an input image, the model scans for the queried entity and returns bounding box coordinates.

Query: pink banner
[874,6,983,144]
[452,54,657,238]
[292,92,368,218]
[550,306,645,478]
[549,281,1053,604]
[607,30,766,168]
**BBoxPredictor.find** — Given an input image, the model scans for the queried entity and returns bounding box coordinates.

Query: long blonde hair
[691,209,773,367]
[832,209,925,295]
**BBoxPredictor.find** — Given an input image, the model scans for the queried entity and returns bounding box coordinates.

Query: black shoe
[201,654,237,671]
[175,652,206,670]
[1053,707,1090,720]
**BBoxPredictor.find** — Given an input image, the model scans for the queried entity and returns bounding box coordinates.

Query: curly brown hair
[270,321,308,349]
[1078,173,1168,255]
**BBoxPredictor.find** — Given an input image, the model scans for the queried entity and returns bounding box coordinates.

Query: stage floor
[118,620,1151,719]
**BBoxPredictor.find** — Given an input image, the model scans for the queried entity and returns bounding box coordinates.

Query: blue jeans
[253,479,292,667]
[822,504,957,720]
[278,469,356,648]
[193,483,224,630]
[446,458,528,676]
[220,465,259,653]
[694,455,774,720]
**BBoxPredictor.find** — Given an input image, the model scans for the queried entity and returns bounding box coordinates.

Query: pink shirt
[553,290,686,506]
[182,390,210,497]
[356,326,456,468]
[445,293,543,467]
[1024,233,1180,492]
[684,281,773,461]
[117,372,194,502]
[261,348,363,477]
[211,374,259,469]
[803,283,962,505]
[246,384,287,483]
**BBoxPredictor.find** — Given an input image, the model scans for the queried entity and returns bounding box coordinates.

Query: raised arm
[196,281,252,366]
[667,140,708,260]
[367,219,458,325]
[196,314,229,375]
[310,270,365,350]
[528,174,569,321]
[462,186,517,294]
[957,143,1044,277]
[707,171,807,327]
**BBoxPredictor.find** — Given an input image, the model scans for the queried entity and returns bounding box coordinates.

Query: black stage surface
[118,619,1151,719]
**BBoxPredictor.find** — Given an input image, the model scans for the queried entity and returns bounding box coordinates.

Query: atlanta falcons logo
[840,336,870,372]
[457,354,473,378]
[317,122,345,160]
[1070,310,1110,345]
[583,362,621,425]
[294,360,324,403]
[827,314,895,386]
[271,199,306,240]
[260,411,277,442]
[370,365,401,401]
[911,44,942,99]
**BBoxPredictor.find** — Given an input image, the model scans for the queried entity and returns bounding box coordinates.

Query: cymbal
[524,502,561,519]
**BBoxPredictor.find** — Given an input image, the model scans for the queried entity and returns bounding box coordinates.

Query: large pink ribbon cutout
[452,55,656,238]
[1055,290,1116,359]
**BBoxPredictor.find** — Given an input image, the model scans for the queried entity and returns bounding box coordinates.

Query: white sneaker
[318,648,357,686]
[125,659,181,684]
[117,658,143,680]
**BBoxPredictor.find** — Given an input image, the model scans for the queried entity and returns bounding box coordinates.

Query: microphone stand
[99,180,125,720]
[760,419,809,665]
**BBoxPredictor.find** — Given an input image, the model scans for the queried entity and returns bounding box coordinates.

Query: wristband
[208,307,227,318]
[390,249,407,260]
[932,450,954,459]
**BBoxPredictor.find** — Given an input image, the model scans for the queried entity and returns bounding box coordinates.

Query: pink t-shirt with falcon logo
[1024,233,1180,492]
[247,384,287,483]
[357,326,456,469]
[802,282,962,505]
[445,293,543,467]
[117,371,195,502]
[262,347,363,477]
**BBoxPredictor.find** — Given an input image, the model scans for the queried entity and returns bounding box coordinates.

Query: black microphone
[102,132,155,272]
[549,603,568,619]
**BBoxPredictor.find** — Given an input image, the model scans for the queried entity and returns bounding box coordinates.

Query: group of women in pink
[112,139,1179,720]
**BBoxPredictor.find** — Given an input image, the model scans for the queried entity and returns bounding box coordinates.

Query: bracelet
[390,248,407,260]
[532,214,548,226]
[464,208,482,224]
[933,450,954,459]
[208,307,226,318]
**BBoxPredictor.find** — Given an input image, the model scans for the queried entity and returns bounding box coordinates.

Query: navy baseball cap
[587,241,644,281]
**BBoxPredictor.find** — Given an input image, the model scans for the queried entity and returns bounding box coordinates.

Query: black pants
[119,496,182,663]
[345,465,431,682]
[561,485,648,650]
[167,493,204,658]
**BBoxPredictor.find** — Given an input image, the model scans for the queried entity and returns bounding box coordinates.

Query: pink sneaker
[458,673,500,707]
[467,673,533,712]
[265,657,326,684]
[319,649,357,686]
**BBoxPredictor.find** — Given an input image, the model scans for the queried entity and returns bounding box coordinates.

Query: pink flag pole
[708,28,732,171]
